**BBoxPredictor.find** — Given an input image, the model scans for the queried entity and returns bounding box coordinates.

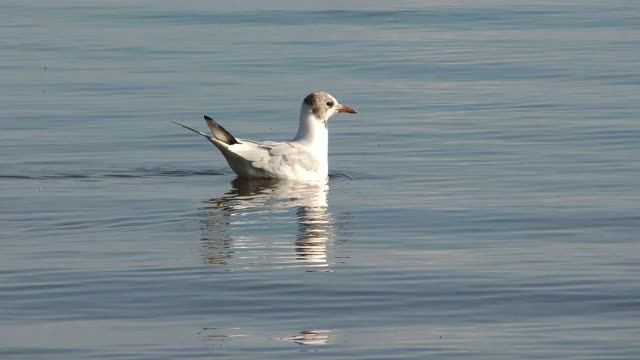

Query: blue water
[2,1,639,359]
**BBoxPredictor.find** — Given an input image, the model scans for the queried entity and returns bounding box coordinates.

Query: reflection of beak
[337,105,358,114]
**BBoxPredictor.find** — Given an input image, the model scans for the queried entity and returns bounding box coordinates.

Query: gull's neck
[292,106,329,177]
[292,107,329,156]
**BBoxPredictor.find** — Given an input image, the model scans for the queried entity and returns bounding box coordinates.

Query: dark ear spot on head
[303,94,314,106]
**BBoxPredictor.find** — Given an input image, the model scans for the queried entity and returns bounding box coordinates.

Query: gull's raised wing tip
[204,115,239,145]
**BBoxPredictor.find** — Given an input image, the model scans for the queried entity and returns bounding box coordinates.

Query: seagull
[174,91,358,180]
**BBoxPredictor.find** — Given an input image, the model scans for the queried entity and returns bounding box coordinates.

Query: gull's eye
[326,101,334,107]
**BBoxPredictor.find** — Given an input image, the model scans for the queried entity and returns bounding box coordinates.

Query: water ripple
[0,168,227,181]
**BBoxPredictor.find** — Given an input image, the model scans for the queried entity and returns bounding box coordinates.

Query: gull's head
[301,91,358,127]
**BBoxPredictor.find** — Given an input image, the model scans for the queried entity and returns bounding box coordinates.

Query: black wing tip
[203,115,239,145]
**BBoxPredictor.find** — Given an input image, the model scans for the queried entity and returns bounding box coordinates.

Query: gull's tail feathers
[172,121,227,151]
[172,121,211,139]
[204,115,238,145]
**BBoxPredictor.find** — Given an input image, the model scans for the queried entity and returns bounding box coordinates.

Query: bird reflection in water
[202,328,332,346]
[200,178,337,269]
[285,329,332,345]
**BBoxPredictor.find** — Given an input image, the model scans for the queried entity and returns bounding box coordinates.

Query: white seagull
[174,91,358,181]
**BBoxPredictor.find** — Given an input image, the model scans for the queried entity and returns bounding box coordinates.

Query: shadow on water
[200,178,342,270]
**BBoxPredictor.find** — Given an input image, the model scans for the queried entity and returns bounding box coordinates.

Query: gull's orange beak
[338,105,358,114]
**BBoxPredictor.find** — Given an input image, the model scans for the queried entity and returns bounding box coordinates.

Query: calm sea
[1,1,639,359]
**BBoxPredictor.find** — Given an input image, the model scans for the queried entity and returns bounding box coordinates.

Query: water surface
[1,1,639,359]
